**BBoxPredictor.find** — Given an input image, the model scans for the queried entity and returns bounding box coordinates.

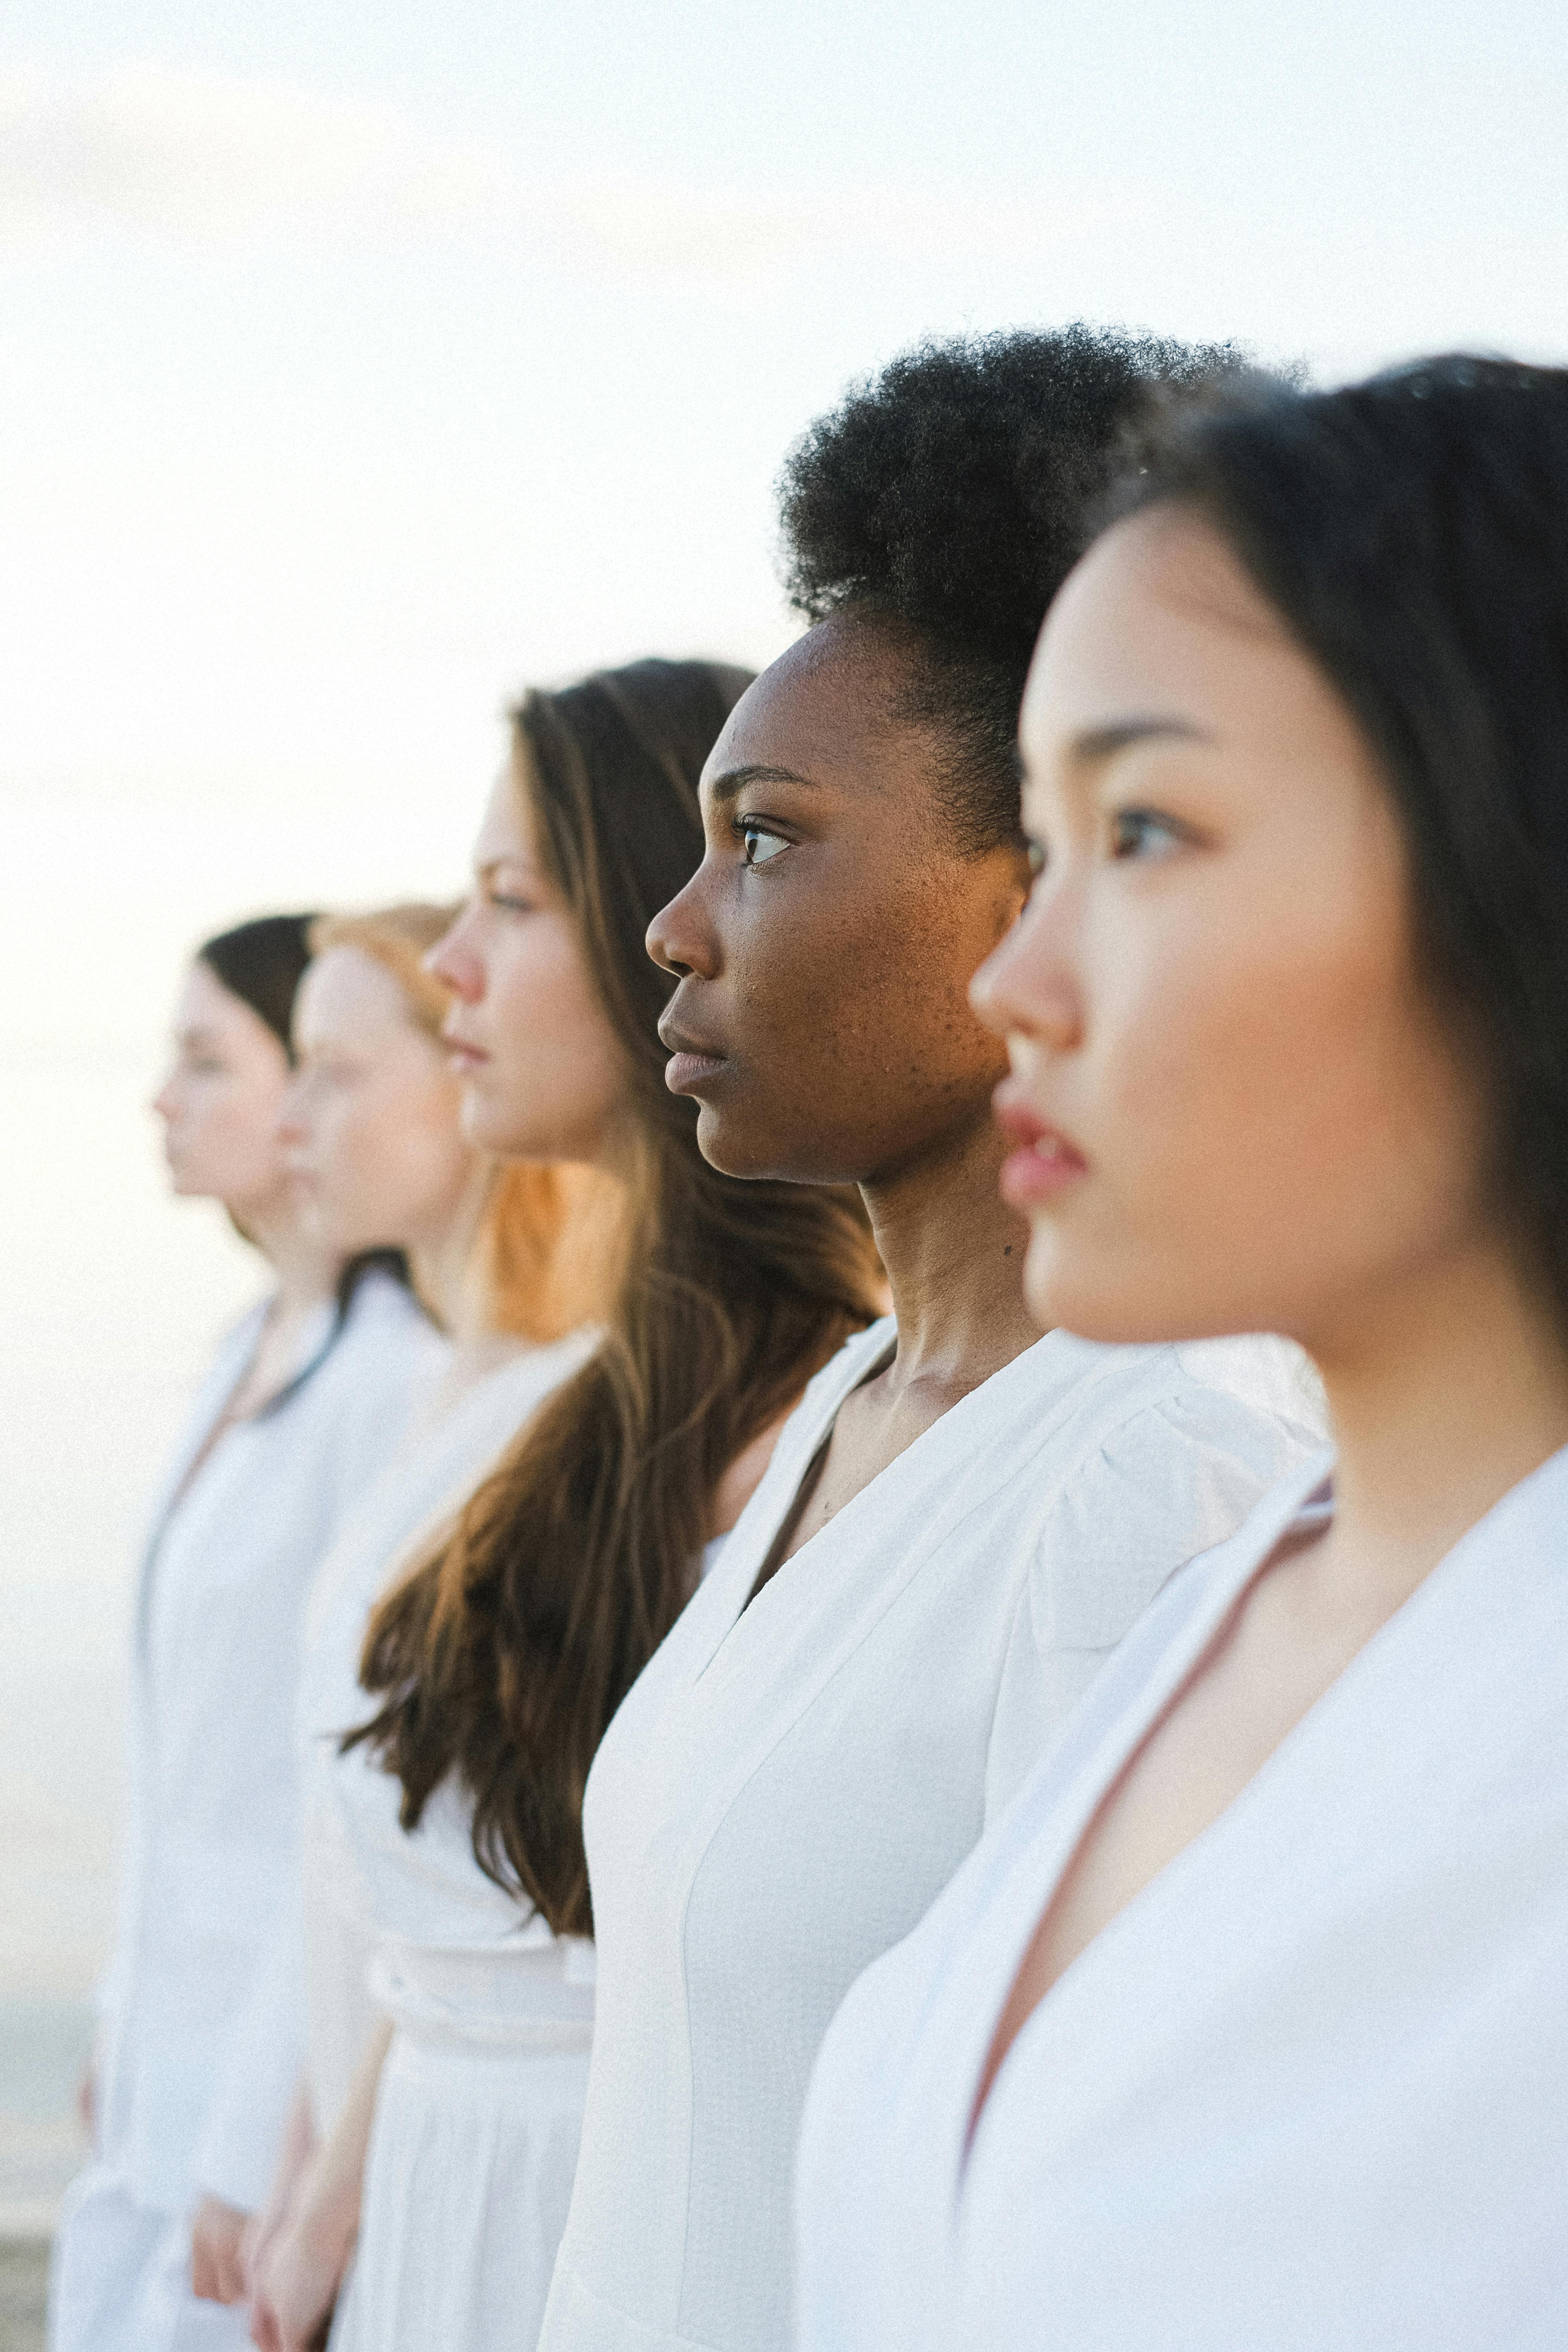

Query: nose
[646,868,717,981]
[276,1073,310,1147]
[969,880,1082,1054]
[427,903,483,1003]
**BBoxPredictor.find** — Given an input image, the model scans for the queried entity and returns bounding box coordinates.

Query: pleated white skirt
[328,2028,591,2352]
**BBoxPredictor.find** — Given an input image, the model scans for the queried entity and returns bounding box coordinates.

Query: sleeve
[193,1899,309,2212]
[983,1382,1322,1825]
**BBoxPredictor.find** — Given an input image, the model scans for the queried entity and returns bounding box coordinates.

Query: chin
[691,1102,844,1186]
[462,1106,532,1158]
[692,1101,768,1179]
[1025,1231,1251,1349]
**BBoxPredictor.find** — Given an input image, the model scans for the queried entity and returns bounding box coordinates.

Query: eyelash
[1110,807,1189,859]
[1023,808,1190,879]
[736,819,790,868]
[487,889,534,913]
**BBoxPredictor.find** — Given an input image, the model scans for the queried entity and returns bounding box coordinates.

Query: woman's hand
[249,2017,392,2352]
[191,2194,251,2303]
[249,2188,351,2352]
[243,2078,317,2306]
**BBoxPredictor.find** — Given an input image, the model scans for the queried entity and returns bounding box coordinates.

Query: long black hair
[1108,355,1568,1327]
[199,913,317,1060]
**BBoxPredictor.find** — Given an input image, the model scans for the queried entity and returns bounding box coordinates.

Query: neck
[408,1164,513,1359]
[1311,1229,1568,1606]
[861,1110,1039,1396]
[245,1204,338,1316]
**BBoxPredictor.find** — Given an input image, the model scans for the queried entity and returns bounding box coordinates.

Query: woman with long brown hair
[251,660,883,2352]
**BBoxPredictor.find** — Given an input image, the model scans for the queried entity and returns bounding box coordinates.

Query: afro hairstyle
[776,326,1245,851]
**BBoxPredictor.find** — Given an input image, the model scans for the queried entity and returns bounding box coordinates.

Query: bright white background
[1,0,1563,2208]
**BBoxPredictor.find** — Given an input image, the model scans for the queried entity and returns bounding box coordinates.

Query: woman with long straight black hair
[798,357,1568,2351]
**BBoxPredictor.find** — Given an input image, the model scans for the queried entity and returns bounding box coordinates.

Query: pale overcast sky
[4,1,1565,1041]
[0,0,1564,2014]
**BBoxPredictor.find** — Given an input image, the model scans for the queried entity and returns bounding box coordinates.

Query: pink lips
[992,1088,1087,1209]
[664,1049,725,1096]
[441,1019,489,1075]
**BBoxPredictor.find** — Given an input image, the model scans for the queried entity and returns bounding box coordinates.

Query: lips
[992,1083,1087,1210]
[442,1018,489,1072]
[658,1020,726,1098]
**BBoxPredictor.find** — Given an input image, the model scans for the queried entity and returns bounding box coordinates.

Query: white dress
[795,1443,1568,2352]
[298,1332,600,2142]
[537,1317,1323,2352]
[49,1269,447,2352]
[305,1331,614,2352]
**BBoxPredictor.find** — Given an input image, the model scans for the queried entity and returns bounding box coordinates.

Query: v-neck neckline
[953,1440,1568,2193]
[956,1452,1335,2179]
[693,1322,1089,1687]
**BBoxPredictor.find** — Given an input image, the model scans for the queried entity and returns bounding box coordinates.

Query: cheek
[1043,890,1480,1340]
[738,872,1001,1081]
[1109,913,1399,1217]
[483,935,623,1147]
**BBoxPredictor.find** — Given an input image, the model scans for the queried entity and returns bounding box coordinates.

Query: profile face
[152,959,294,1219]
[971,504,1491,1348]
[647,614,1028,1186]
[427,767,628,1165]
[282,945,473,1257]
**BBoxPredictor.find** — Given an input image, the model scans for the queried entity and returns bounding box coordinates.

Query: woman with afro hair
[537,330,1325,2352]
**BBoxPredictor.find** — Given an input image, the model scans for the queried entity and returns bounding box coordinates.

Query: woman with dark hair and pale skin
[50,920,446,2352]
[796,357,1568,2352]
[536,333,1321,2352]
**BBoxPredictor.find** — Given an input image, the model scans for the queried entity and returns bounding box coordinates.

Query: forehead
[178,957,262,1041]
[473,759,543,866]
[296,943,409,1034]
[1021,507,1303,767]
[700,612,913,797]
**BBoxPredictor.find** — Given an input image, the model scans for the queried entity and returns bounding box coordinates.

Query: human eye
[738,819,791,869]
[1024,833,1048,879]
[1110,807,1192,861]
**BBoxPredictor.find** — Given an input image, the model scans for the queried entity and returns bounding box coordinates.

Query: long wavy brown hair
[349,659,885,1936]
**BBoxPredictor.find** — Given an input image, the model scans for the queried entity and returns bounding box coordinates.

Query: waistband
[369,1935,595,2053]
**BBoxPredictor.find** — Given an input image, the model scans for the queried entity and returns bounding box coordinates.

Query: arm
[241,2076,316,2302]
[250,2017,392,2352]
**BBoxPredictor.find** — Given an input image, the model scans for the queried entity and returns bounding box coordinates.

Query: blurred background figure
[233,900,610,2348]
[48,916,447,2352]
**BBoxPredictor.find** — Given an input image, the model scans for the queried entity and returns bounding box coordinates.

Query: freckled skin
[649,613,1027,1189]
[648,611,1038,1562]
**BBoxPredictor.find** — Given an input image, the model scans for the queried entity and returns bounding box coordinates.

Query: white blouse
[300,1329,600,2119]
[796,1443,1568,2352]
[95,1270,447,2217]
[538,1318,1322,2352]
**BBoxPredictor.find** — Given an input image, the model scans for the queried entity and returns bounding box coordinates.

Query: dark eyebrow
[704,762,822,807]
[1066,719,1210,767]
